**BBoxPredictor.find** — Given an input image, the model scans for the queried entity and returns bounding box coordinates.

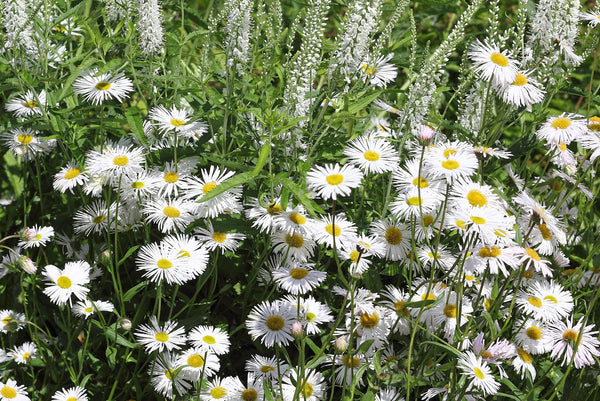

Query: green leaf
[421,340,461,357]
[357,339,375,354]
[197,171,255,204]
[347,91,382,114]
[274,174,325,216]
[304,336,321,355]
[106,346,117,369]
[123,281,149,302]
[252,141,271,175]
[118,245,141,268]
[360,391,375,401]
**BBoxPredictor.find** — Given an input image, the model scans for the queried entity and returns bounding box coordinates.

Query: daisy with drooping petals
[149,352,191,400]
[271,230,316,262]
[246,300,296,348]
[535,113,587,144]
[272,262,327,294]
[547,317,600,369]
[0,379,30,401]
[43,261,90,306]
[513,347,536,380]
[495,70,545,108]
[53,162,88,194]
[18,225,54,248]
[344,136,399,174]
[467,39,518,85]
[516,247,552,277]
[134,316,187,353]
[73,200,117,236]
[457,351,500,396]
[9,342,37,364]
[73,68,133,105]
[306,163,363,200]
[281,368,326,401]
[72,299,114,318]
[245,355,289,381]
[51,386,88,401]
[6,89,46,117]
[177,348,220,381]
[188,325,231,355]
[359,53,397,87]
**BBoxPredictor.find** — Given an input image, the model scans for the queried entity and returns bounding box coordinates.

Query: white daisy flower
[119,170,156,201]
[516,280,573,322]
[516,247,552,277]
[53,162,88,194]
[535,113,587,145]
[306,163,363,200]
[457,351,500,396]
[161,234,209,279]
[195,221,246,254]
[245,355,289,381]
[148,105,208,138]
[136,241,193,285]
[0,379,30,401]
[424,142,478,182]
[246,300,295,348]
[281,369,325,401]
[0,127,51,162]
[201,377,238,401]
[5,89,46,117]
[72,299,114,318]
[0,310,26,333]
[149,352,192,400]
[392,158,444,194]
[369,218,411,261]
[272,262,326,294]
[9,341,37,364]
[390,188,444,221]
[152,160,195,198]
[51,386,88,401]
[513,319,551,355]
[513,347,536,380]
[271,230,316,262]
[143,198,196,233]
[184,165,243,218]
[18,225,54,248]
[344,136,399,174]
[359,53,397,87]
[73,68,133,105]
[580,10,600,26]
[245,196,285,234]
[283,295,334,335]
[43,261,90,306]
[134,316,187,353]
[547,317,600,369]
[73,200,117,236]
[86,144,145,180]
[177,348,220,381]
[312,213,357,249]
[274,205,315,236]
[467,39,518,85]
[188,325,231,355]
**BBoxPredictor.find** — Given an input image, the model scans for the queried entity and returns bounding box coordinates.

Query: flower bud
[334,336,348,352]
[119,317,132,331]
[18,256,37,274]
[291,321,303,337]
[418,124,435,142]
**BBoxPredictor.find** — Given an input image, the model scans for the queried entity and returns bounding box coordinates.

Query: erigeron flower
[536,113,587,145]
[369,219,411,261]
[306,163,363,200]
[281,369,326,401]
[18,225,54,248]
[245,196,285,234]
[547,318,600,369]
[274,205,315,236]
[245,355,289,381]
[148,105,208,138]
[580,10,600,26]
[177,348,220,381]
[246,300,295,348]
[195,221,246,254]
[134,316,187,353]
[516,280,573,322]
[73,69,133,105]
[184,165,243,218]
[5,89,46,117]
[51,386,88,401]
[9,342,37,364]
[0,379,30,401]
[72,299,114,318]
[54,162,88,193]
[86,144,145,179]
[271,229,316,262]
[514,319,552,355]
[144,198,196,233]
[359,53,397,87]
[344,136,399,174]
[312,213,357,249]
[188,325,230,355]
[468,39,518,85]
[513,347,536,380]
[43,261,91,306]
[457,351,500,396]
[149,352,191,399]
[495,70,545,108]
[272,262,326,295]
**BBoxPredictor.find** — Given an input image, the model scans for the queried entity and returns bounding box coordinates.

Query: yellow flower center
[164,369,174,380]
[443,149,457,158]
[157,259,172,269]
[170,118,186,127]
[93,215,106,224]
[518,347,533,363]
[267,204,283,215]
[473,367,485,379]
[421,293,436,302]
[551,117,572,130]
[441,160,459,170]
[406,196,422,206]
[210,387,227,399]
[22,352,30,361]
[395,301,409,317]
[301,382,313,398]
[131,181,145,189]
[455,220,465,229]
[490,52,508,67]
[422,215,434,227]
[526,326,542,340]
[203,335,216,344]
[260,365,275,373]
[177,250,190,258]
[527,296,542,308]
[538,224,552,240]
[163,206,180,218]
[57,276,72,289]
[17,134,33,144]
[349,250,360,263]
[359,312,379,329]
[484,298,492,310]
[164,171,179,183]
[543,295,558,303]
[478,246,501,258]
[289,212,306,225]
[558,142,567,152]
[467,190,487,207]
[24,100,39,108]
[525,248,541,261]
[95,82,111,90]
[588,116,600,131]
[562,329,579,342]
[285,233,304,248]
[342,354,361,368]
[0,386,17,399]
[203,181,217,194]
[289,267,309,279]
[512,74,528,86]
[522,270,533,279]
[325,223,341,236]
[481,351,493,359]
[413,177,429,188]
[265,315,285,331]
[427,252,441,259]
[443,304,457,318]
[154,332,169,342]
[470,216,486,225]
[212,232,227,243]
[363,150,380,161]
[385,226,402,245]
[2,317,13,324]
[306,312,316,321]
[84,306,93,313]
[113,156,129,166]
[241,388,258,401]
[326,174,344,185]
[187,354,204,368]
[64,168,82,180]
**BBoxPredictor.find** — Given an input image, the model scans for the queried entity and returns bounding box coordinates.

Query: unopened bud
[119,317,132,331]
[334,336,348,352]
[19,228,36,242]
[99,250,111,265]
[291,321,303,337]
[418,124,435,142]
[18,256,37,274]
